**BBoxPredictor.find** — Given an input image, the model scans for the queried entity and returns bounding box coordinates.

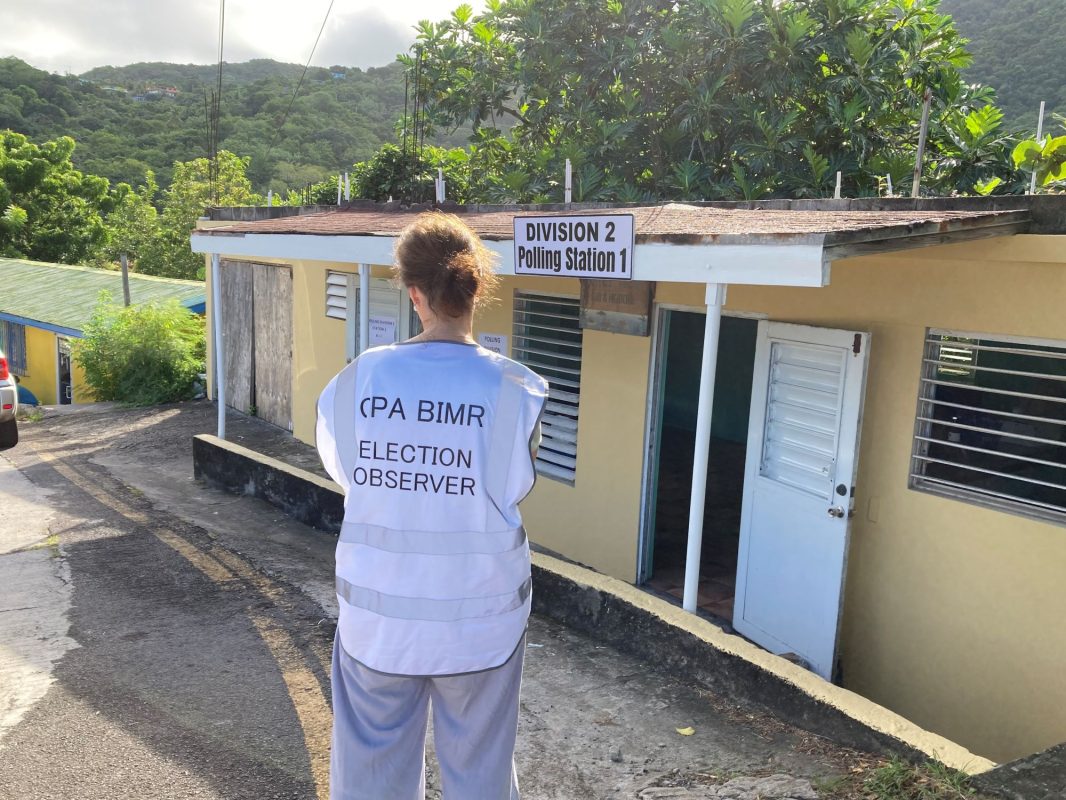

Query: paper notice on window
[370,317,397,346]
[478,333,508,356]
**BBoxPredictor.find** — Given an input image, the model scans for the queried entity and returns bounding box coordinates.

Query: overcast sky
[0,0,477,74]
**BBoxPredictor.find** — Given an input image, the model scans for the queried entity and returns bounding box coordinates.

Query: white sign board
[369,316,397,346]
[477,333,509,356]
[513,214,635,280]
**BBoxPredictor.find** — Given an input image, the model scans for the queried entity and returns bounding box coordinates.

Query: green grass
[16,406,44,423]
[864,758,977,800]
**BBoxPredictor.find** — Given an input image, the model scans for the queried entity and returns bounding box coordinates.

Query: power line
[207,0,225,204]
[264,0,337,180]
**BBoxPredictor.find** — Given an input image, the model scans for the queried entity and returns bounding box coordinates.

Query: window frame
[325,270,421,360]
[512,290,583,486]
[0,320,28,375]
[909,327,1066,526]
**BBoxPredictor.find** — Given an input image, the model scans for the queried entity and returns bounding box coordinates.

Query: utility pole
[120,254,131,307]
[1029,101,1046,196]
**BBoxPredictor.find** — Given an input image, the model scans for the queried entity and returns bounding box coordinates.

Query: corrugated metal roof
[0,259,205,334]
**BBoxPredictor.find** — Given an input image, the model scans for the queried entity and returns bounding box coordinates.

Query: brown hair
[394,212,499,318]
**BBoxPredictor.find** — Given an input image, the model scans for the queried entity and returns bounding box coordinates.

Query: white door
[733,321,870,681]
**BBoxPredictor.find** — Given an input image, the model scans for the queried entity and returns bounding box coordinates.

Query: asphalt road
[0,402,870,799]
[1,441,331,799]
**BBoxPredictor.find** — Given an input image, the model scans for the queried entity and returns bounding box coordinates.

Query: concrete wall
[657,234,1066,763]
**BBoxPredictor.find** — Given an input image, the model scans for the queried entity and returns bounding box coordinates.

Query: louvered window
[911,329,1066,523]
[761,340,845,500]
[512,291,582,484]
[325,271,350,319]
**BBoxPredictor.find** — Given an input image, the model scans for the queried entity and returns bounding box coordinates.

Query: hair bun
[395,213,499,318]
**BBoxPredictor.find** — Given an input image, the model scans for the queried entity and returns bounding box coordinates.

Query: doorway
[642,309,758,623]
[57,337,73,405]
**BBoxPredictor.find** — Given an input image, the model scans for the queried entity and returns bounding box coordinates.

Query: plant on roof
[73,294,205,406]
[347,142,471,204]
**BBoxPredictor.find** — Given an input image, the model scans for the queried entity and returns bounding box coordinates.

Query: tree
[0,130,115,262]
[350,143,471,203]
[103,171,160,266]
[408,0,1015,200]
[1012,125,1066,191]
[137,150,259,279]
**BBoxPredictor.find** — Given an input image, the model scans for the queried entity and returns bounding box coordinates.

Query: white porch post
[358,263,370,354]
[210,253,226,439]
[358,264,370,356]
[345,273,358,362]
[682,282,727,612]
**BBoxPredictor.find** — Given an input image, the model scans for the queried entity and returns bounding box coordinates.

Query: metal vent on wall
[512,291,583,485]
[325,271,348,320]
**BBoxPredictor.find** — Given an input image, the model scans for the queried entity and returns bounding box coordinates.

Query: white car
[0,348,18,449]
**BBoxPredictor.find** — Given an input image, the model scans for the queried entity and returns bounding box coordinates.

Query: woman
[316,213,548,800]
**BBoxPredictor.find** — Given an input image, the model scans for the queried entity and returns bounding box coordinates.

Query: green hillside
[0,56,457,193]
[80,59,309,91]
[939,0,1066,129]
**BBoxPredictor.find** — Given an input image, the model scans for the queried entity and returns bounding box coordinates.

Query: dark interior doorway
[57,337,73,405]
[644,311,758,623]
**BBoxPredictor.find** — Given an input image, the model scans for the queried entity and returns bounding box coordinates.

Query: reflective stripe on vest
[336,574,532,622]
[339,521,526,555]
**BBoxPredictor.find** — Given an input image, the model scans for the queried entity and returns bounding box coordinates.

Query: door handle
[827,506,846,519]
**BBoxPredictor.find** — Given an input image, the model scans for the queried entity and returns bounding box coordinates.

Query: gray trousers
[330,634,524,800]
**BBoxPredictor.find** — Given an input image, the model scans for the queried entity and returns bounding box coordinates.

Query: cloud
[0,0,221,73]
[0,0,450,74]
[314,11,415,69]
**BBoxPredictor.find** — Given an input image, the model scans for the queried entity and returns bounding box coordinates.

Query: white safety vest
[316,341,548,675]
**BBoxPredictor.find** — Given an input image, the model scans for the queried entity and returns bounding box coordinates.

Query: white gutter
[192,232,830,288]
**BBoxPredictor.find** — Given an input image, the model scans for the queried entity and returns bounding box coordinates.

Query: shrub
[73,295,205,405]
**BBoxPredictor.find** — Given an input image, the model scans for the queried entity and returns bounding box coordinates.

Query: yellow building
[0,259,205,405]
[193,199,1066,765]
